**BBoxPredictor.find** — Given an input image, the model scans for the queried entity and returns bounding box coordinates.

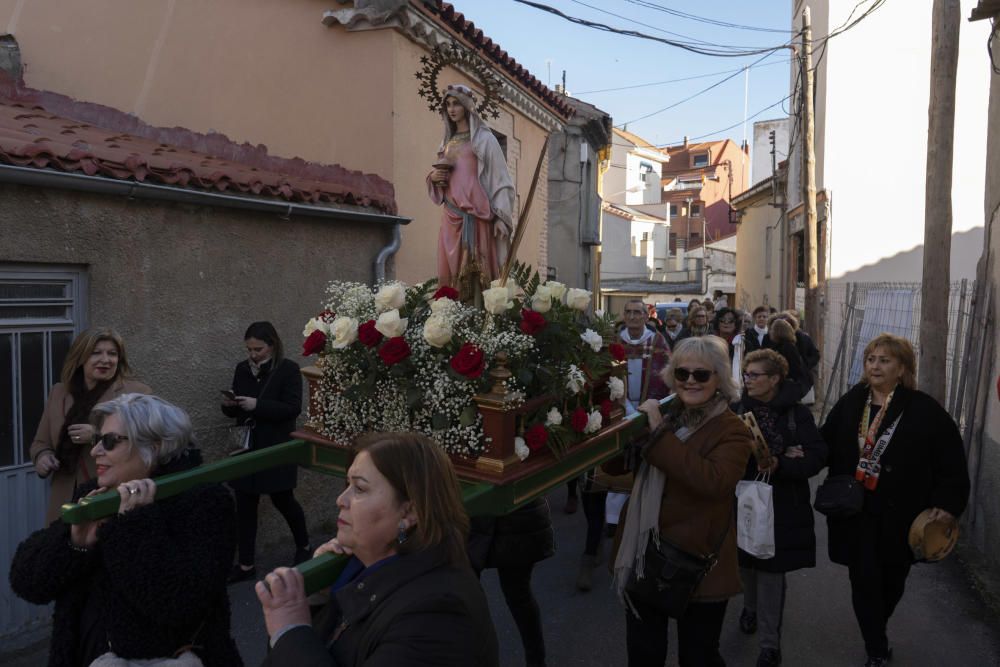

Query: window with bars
[0,266,87,469]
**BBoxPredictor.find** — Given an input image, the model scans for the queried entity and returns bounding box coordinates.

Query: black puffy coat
[736,383,827,573]
[765,339,812,398]
[9,450,241,667]
[262,543,499,667]
[820,383,970,566]
[223,357,302,494]
[467,498,555,571]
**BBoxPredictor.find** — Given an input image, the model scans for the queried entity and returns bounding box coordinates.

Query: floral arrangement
[301,263,626,459]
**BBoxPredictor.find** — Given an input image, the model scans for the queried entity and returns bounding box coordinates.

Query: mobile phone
[221,389,237,400]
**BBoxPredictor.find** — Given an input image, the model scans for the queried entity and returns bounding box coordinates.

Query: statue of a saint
[427,84,516,292]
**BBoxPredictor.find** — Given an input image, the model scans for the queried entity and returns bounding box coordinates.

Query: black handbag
[624,517,730,618]
[813,474,864,517]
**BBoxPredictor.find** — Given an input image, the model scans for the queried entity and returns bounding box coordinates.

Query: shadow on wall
[833,227,984,282]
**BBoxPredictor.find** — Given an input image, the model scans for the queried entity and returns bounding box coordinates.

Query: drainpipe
[374,223,402,284]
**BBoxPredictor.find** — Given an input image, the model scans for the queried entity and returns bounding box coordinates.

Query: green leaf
[405,386,424,409]
[431,412,450,431]
[389,364,409,378]
[459,405,478,427]
[516,367,534,387]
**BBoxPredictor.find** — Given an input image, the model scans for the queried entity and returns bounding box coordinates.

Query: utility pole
[919,0,960,404]
[801,8,821,342]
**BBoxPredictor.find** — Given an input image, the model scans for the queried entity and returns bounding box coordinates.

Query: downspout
[374,223,402,284]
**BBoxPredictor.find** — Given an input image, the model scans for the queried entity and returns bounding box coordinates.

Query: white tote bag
[735,474,775,559]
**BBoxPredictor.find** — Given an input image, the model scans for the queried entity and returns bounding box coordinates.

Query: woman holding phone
[222,321,310,583]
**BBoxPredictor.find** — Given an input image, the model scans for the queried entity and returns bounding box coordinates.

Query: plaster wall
[735,197,783,309]
[0,183,390,545]
[0,0,551,286]
[787,0,991,277]
[751,118,789,185]
[601,212,654,280]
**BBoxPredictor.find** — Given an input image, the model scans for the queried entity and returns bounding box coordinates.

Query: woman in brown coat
[30,328,150,523]
[612,335,752,667]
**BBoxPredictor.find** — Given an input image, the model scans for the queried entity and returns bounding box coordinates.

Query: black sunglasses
[673,367,714,383]
[95,432,129,451]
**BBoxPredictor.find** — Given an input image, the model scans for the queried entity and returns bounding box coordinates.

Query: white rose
[374,282,406,313]
[595,309,605,318]
[482,286,513,315]
[608,376,625,401]
[302,317,323,338]
[546,281,567,300]
[374,309,408,338]
[566,288,592,311]
[430,297,456,314]
[531,285,553,313]
[422,315,453,348]
[580,328,603,352]
[584,409,603,434]
[545,407,563,426]
[329,316,358,349]
[490,279,517,299]
[514,436,530,461]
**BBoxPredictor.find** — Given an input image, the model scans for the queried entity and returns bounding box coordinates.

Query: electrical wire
[577,58,790,95]
[510,0,792,58]
[654,95,793,148]
[623,0,793,34]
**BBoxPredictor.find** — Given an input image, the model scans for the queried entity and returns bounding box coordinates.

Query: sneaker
[227,564,256,584]
[864,648,893,667]
[293,546,312,566]
[739,608,758,634]
[564,494,579,514]
[757,648,782,666]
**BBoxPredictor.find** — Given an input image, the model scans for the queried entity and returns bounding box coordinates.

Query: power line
[510,0,793,58]
[654,95,793,148]
[576,58,790,95]
[623,0,793,34]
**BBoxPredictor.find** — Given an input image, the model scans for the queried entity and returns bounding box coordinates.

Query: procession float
[60,42,669,593]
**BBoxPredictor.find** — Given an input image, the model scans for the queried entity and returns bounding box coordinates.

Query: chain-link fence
[819,280,975,422]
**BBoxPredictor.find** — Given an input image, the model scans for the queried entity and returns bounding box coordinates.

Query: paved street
[6,487,1000,666]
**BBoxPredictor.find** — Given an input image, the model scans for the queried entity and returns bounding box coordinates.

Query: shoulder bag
[225,365,278,456]
[813,474,864,517]
[624,513,731,618]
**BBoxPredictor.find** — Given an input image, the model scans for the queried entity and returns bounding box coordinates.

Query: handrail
[59,395,673,593]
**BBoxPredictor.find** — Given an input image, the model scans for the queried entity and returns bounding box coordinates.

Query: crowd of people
[9,297,970,667]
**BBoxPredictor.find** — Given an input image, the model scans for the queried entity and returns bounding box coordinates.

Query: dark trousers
[235,489,309,566]
[581,489,607,556]
[848,554,912,658]
[496,564,546,667]
[625,598,728,667]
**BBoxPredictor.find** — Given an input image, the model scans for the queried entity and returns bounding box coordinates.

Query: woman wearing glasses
[11,394,242,667]
[611,336,752,666]
[30,328,151,524]
[735,349,827,667]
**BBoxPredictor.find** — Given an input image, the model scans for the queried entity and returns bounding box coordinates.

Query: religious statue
[427,84,516,293]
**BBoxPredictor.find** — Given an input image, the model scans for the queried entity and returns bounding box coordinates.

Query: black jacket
[9,451,241,667]
[795,330,820,373]
[263,543,499,667]
[819,383,970,565]
[223,357,302,494]
[765,339,812,399]
[467,497,555,571]
[736,383,827,573]
[743,328,770,354]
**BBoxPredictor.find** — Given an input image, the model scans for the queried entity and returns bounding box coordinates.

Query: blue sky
[459,0,794,147]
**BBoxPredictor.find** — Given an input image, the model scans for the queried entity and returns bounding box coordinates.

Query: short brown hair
[352,432,470,567]
[60,328,131,386]
[862,333,917,389]
[743,349,789,379]
[769,318,796,345]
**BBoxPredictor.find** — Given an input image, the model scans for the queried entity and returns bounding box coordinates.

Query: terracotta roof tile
[0,72,397,214]
[422,1,573,119]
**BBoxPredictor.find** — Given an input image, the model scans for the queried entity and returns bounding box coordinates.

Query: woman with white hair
[11,393,241,667]
[610,336,753,667]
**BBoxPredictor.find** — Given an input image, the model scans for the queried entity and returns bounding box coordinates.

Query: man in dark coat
[743,306,771,354]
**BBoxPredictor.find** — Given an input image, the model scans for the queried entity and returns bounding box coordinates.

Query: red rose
[302,330,327,356]
[378,336,411,365]
[571,407,588,433]
[433,286,460,301]
[599,399,614,420]
[358,320,383,347]
[519,309,547,335]
[450,342,485,378]
[609,343,626,361]
[524,424,549,451]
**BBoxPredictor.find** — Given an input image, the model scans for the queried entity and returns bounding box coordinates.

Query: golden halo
[416,42,504,120]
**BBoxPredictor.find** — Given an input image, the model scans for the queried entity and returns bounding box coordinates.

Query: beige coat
[611,410,752,601]
[30,378,151,523]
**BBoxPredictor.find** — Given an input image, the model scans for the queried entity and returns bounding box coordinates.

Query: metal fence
[818,280,975,422]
